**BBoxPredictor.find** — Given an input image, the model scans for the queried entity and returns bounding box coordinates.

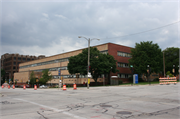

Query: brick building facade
[1,53,45,82]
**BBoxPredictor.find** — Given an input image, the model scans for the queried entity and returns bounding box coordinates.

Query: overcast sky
[1,0,180,57]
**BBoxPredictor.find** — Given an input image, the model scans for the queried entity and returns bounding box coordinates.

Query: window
[101,50,108,54]
[18,57,21,61]
[118,62,129,68]
[23,58,26,61]
[14,62,16,65]
[118,74,132,78]
[19,57,69,69]
[117,51,131,58]
[14,57,16,60]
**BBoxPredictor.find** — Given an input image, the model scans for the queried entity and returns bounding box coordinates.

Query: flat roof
[19,42,133,66]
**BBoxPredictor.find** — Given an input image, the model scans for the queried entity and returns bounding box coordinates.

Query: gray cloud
[1,0,179,56]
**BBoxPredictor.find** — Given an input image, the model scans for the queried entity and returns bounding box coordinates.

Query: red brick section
[108,43,133,78]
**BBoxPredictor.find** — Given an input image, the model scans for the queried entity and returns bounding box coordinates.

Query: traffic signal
[89,66,91,72]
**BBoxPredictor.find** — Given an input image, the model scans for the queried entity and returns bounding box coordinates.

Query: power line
[101,21,180,40]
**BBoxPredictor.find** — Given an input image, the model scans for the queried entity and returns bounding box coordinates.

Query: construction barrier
[73,84,77,90]
[23,85,26,90]
[159,77,177,85]
[34,85,37,90]
[8,85,10,89]
[13,85,15,89]
[63,85,66,91]
[2,85,4,89]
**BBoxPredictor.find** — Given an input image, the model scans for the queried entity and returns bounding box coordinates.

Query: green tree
[166,71,174,77]
[39,69,52,85]
[163,47,179,76]
[68,47,118,85]
[29,71,36,87]
[129,41,163,76]
[1,69,5,77]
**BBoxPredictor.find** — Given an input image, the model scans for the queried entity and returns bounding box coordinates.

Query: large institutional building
[14,43,133,86]
[1,53,45,82]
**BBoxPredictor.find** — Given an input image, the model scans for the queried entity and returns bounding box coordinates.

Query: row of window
[33,67,68,72]
[101,50,108,54]
[117,62,129,68]
[14,57,34,61]
[20,58,69,69]
[117,51,131,57]
[118,74,132,78]
[52,73,131,79]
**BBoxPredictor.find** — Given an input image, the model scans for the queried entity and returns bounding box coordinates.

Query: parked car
[26,85,30,88]
[39,85,47,89]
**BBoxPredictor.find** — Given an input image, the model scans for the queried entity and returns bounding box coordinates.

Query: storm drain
[116,111,132,115]
[100,105,112,107]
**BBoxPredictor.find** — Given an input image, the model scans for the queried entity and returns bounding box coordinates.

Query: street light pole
[173,65,175,76]
[163,52,165,77]
[87,39,90,89]
[78,36,100,89]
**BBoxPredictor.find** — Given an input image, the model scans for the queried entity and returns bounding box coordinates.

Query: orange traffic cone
[63,85,66,91]
[23,85,26,90]
[13,85,15,89]
[8,85,10,89]
[73,84,77,90]
[34,85,37,90]
[2,85,4,89]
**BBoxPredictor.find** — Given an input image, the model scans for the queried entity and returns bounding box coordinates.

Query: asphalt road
[0,83,180,119]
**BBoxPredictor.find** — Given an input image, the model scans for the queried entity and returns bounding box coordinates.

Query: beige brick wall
[14,72,30,83]
[19,44,107,67]
[15,44,108,85]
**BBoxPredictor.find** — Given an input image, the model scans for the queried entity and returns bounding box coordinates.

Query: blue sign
[59,70,61,75]
[133,74,138,84]
[9,79,11,83]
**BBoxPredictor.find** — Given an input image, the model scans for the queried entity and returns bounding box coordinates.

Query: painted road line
[14,98,86,119]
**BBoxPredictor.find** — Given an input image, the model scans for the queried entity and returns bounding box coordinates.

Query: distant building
[14,43,133,86]
[1,53,45,82]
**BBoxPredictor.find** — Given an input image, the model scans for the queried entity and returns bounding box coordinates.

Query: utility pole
[78,36,100,89]
[163,52,165,77]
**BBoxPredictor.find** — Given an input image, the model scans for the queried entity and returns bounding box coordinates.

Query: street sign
[88,72,91,78]
[59,70,61,76]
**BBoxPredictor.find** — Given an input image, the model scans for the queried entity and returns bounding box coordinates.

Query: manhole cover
[100,105,112,107]
[116,111,132,115]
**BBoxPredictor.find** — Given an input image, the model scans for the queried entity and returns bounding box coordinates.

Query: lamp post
[163,52,165,77]
[178,65,180,82]
[130,65,133,86]
[172,65,175,76]
[78,36,100,89]
[147,65,151,85]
